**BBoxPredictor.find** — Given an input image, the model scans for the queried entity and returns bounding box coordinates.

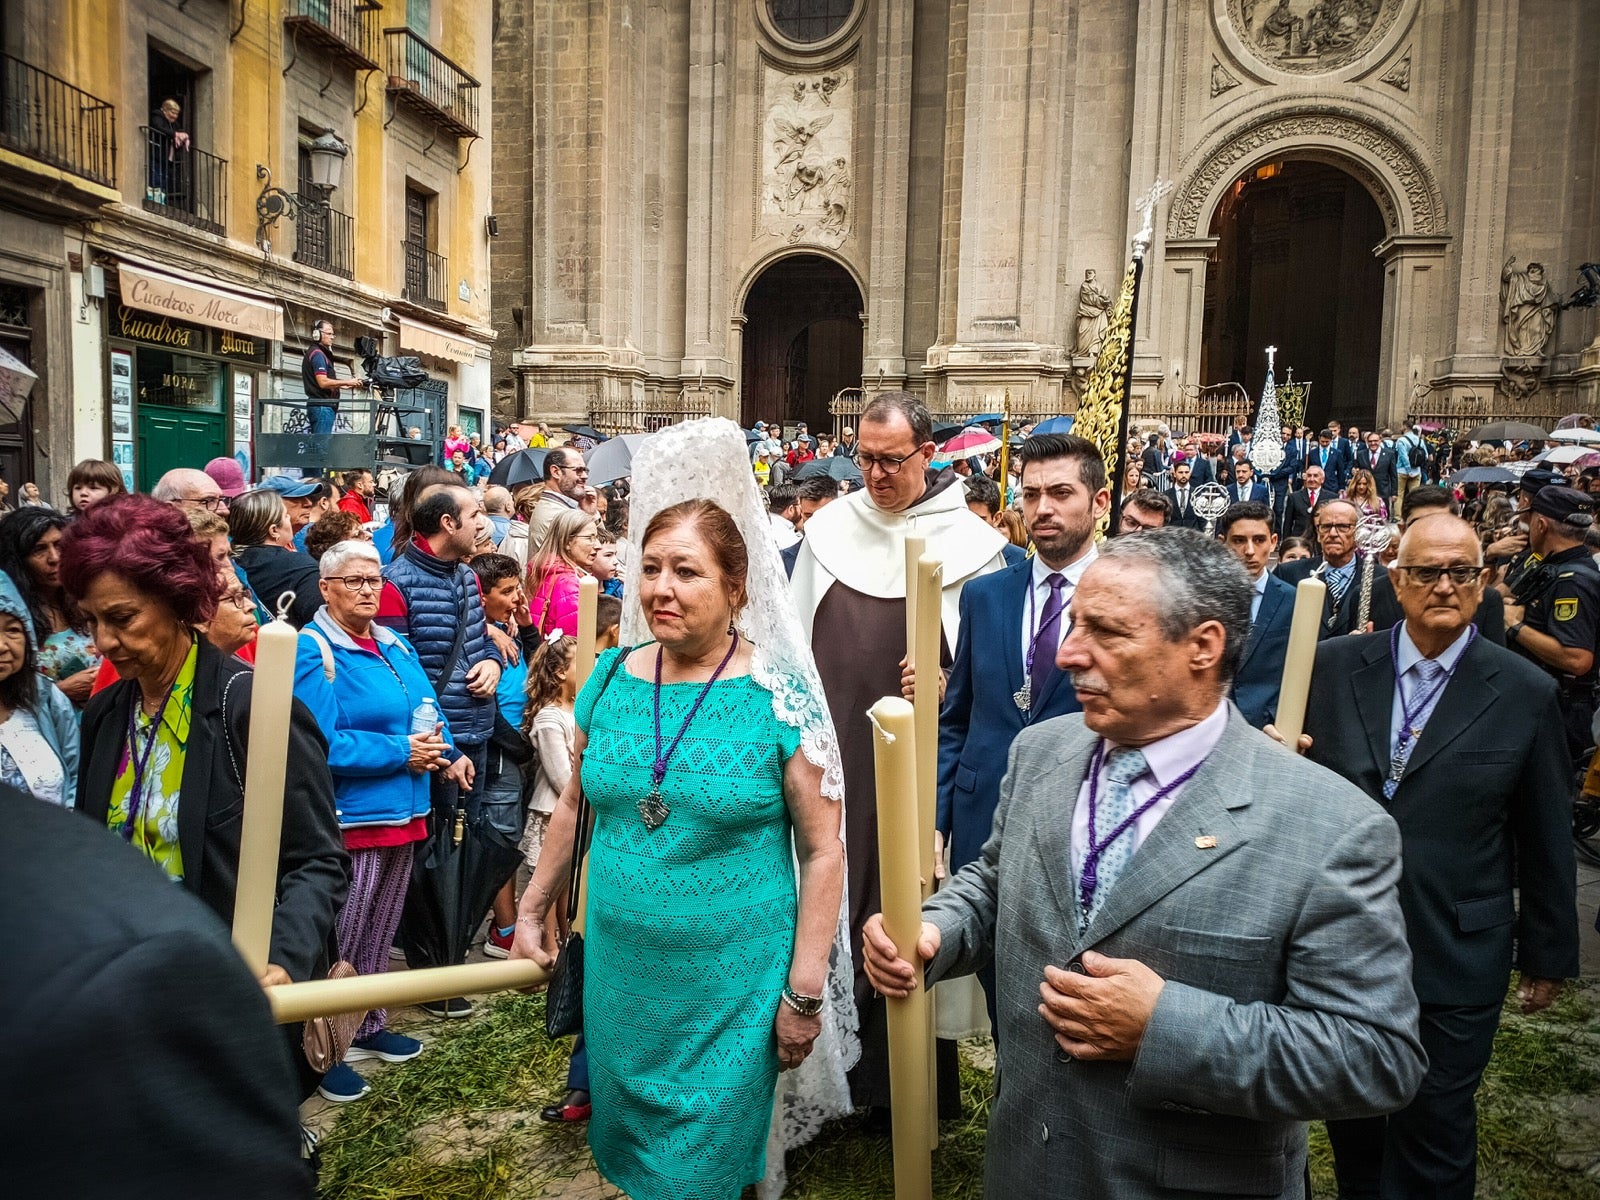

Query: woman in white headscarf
[514,419,857,1198]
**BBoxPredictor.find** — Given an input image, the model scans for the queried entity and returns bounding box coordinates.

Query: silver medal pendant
[638,789,670,830]
[1013,682,1032,712]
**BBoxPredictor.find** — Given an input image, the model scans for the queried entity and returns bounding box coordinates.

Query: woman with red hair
[61,494,347,1097]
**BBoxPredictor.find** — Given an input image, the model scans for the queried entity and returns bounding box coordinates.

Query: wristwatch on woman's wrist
[780,985,824,1017]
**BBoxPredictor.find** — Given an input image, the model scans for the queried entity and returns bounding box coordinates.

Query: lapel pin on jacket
[1195,835,1218,850]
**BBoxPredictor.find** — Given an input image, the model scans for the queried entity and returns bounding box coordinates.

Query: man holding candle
[864,529,1425,1198]
[789,390,1007,1118]
[1302,515,1576,1200]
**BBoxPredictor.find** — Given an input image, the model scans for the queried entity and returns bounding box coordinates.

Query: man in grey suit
[865,529,1425,1199]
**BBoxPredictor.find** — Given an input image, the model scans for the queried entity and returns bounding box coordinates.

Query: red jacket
[338,492,373,524]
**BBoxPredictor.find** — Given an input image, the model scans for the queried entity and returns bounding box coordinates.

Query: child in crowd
[591,529,624,598]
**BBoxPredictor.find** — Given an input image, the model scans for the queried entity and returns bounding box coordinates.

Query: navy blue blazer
[1231,572,1296,728]
[1226,480,1270,506]
[937,557,1081,872]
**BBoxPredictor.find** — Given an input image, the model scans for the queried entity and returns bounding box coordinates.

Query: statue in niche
[1500,257,1558,358]
[1074,269,1112,357]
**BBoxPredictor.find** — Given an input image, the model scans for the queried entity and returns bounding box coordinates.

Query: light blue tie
[1088,747,1149,921]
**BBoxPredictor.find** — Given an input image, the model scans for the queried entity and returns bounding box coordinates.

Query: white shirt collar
[1033,543,1097,590]
[1395,621,1475,676]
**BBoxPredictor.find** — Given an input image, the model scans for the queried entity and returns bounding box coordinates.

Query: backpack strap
[304,626,336,682]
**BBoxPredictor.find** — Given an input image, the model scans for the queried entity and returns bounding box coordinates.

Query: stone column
[864,0,915,388]
[681,0,735,395]
[1159,237,1218,409]
[1377,236,1451,428]
[1443,0,1519,379]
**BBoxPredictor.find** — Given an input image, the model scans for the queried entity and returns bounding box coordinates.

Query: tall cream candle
[1273,577,1327,747]
[912,554,942,899]
[232,612,300,977]
[267,959,548,1025]
[868,696,935,1196]
[903,535,925,662]
[575,574,599,688]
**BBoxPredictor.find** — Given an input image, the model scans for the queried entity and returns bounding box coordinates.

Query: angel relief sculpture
[763,74,852,248]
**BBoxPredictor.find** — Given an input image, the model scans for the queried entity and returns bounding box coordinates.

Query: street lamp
[255,129,350,247]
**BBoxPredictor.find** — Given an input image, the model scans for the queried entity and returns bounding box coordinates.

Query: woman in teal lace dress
[515,498,845,1199]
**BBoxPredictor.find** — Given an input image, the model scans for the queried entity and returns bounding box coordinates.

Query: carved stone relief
[760,66,854,249]
[1210,57,1242,97]
[1378,47,1412,91]
[1227,0,1401,74]
[1168,108,1446,238]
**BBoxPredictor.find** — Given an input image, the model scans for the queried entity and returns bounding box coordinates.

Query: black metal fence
[402,239,446,311]
[383,27,479,137]
[294,196,355,278]
[141,125,226,236]
[0,53,116,187]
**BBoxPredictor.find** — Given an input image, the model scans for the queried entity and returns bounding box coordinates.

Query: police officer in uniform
[1505,485,1600,761]
[1487,469,1562,593]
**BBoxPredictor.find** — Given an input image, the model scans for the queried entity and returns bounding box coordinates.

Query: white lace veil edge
[621,419,861,1196]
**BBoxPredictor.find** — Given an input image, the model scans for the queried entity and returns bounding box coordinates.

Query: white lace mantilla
[622,418,861,1196]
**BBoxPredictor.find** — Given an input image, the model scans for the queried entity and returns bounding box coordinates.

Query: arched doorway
[740,255,863,432]
[1200,160,1386,431]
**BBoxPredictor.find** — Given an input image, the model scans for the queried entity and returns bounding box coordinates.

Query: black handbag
[543,648,628,1039]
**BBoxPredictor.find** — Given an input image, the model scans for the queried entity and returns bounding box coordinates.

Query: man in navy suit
[1227,459,1269,506]
[937,431,1109,1027]
[1269,422,1301,532]
[1164,459,1205,530]
[1219,501,1296,727]
[1305,428,1350,492]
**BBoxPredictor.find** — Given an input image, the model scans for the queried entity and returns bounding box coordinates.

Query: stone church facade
[491,0,1600,437]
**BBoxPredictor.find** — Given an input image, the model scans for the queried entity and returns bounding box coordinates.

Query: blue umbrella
[1031,415,1075,435]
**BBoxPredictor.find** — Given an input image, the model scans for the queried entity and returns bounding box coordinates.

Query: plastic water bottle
[410,697,441,735]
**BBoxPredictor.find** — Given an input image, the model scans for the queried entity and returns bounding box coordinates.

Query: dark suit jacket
[77,640,348,983]
[1305,632,1579,1003]
[1227,480,1270,506]
[1274,556,1403,638]
[1355,446,1399,497]
[1164,487,1206,530]
[937,557,1082,872]
[2,787,313,1198]
[1190,456,1227,486]
[1304,444,1348,492]
[1280,487,1322,541]
[1232,573,1296,727]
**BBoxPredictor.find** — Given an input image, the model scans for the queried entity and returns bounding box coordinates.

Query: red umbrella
[933,427,1002,465]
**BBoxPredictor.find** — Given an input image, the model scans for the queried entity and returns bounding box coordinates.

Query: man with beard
[789,391,1007,1119]
[938,435,1109,1029]
[1164,459,1205,530]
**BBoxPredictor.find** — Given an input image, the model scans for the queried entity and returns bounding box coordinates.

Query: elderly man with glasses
[1299,514,1576,1200]
[1274,496,1403,637]
[151,468,229,514]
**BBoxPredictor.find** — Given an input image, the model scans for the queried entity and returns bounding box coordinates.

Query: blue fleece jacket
[293,608,456,829]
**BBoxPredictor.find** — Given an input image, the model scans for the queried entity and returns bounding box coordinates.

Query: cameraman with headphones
[303,317,368,434]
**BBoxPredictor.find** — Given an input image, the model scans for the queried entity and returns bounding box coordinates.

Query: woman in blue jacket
[293,539,472,1102]
[0,571,77,806]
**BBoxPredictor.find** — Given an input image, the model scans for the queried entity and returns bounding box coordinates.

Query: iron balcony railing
[383,28,478,138]
[293,194,355,278]
[141,125,226,236]
[284,0,381,71]
[0,53,116,188]
[402,239,446,312]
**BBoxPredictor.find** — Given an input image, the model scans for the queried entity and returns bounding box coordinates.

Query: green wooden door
[136,405,226,493]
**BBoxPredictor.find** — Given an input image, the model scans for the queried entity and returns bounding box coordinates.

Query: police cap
[1529,485,1596,526]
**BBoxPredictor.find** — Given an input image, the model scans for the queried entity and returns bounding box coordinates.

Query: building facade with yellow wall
[0,0,493,499]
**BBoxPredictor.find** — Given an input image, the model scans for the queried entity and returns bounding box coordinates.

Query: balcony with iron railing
[383,28,479,139]
[293,194,355,278]
[0,53,116,188]
[284,0,381,72]
[402,239,446,312]
[141,125,226,235]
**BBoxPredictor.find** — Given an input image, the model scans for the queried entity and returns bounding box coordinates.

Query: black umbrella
[1446,466,1517,485]
[932,421,966,441]
[397,803,524,970]
[1466,420,1549,442]
[488,447,549,489]
[793,455,863,484]
[562,424,607,441]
